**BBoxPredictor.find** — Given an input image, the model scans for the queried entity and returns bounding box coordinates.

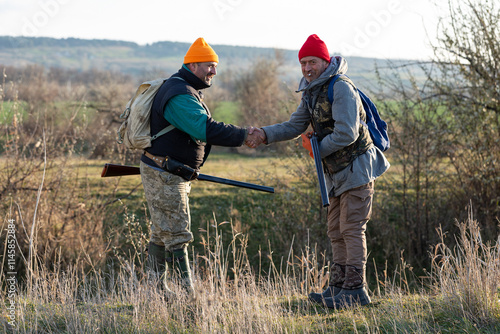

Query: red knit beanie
[298,34,330,62]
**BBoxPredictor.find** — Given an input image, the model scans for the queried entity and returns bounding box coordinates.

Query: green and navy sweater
[142,65,247,170]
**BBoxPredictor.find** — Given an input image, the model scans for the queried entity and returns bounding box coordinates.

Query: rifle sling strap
[143,151,168,168]
[143,151,199,181]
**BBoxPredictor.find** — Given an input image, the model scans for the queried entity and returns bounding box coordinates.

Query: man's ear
[323,60,330,70]
[186,63,197,72]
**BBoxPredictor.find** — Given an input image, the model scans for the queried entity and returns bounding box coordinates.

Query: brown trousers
[327,181,374,271]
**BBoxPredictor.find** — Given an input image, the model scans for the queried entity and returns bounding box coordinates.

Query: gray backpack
[117,78,174,150]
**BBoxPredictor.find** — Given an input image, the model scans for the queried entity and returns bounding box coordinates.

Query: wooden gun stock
[310,135,330,207]
[101,163,140,177]
[101,163,274,194]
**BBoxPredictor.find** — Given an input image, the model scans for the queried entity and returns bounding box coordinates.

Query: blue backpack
[328,75,390,152]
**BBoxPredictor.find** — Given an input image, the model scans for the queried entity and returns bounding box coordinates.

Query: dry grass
[2,202,500,333]
[430,209,500,327]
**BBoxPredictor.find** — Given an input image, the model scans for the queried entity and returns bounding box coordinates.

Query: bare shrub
[371,64,458,270]
[235,52,301,153]
[0,74,131,279]
[3,65,59,104]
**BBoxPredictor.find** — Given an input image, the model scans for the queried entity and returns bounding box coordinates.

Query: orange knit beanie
[183,37,219,64]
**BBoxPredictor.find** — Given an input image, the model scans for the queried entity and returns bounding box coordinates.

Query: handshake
[244,127,267,148]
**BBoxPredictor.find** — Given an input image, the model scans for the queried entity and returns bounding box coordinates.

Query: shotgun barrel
[310,135,330,207]
[101,163,274,194]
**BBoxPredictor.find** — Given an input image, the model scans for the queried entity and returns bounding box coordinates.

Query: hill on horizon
[0,36,418,86]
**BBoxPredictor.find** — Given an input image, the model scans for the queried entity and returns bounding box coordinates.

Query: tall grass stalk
[27,130,46,292]
[431,208,500,327]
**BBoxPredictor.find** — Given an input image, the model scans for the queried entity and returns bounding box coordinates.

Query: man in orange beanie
[141,37,261,298]
[248,34,390,309]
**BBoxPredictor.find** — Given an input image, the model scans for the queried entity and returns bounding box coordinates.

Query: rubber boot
[167,248,195,296]
[146,242,173,295]
[308,263,344,304]
[324,265,371,309]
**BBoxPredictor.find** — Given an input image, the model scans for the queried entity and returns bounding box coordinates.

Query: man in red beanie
[249,34,390,309]
[141,37,262,299]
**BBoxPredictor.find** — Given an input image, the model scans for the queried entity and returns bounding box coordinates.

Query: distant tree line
[0,36,298,63]
[0,36,137,48]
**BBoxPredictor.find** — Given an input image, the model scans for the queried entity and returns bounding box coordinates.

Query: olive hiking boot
[167,247,195,297]
[146,242,174,295]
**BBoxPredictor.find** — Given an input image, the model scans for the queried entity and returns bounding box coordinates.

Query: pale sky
[0,0,443,60]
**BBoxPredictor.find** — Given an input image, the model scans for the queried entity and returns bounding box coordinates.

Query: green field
[81,151,318,271]
[212,101,241,125]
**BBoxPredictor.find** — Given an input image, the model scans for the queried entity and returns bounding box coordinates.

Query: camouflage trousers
[140,161,193,251]
[326,181,374,273]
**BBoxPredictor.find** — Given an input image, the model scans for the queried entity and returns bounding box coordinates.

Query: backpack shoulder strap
[327,74,356,104]
[327,74,369,128]
[150,76,185,141]
[151,124,175,141]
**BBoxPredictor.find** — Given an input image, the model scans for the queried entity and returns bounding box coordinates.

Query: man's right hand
[245,127,266,148]
[301,131,314,158]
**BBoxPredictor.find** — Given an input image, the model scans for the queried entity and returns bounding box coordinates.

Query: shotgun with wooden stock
[101,163,275,194]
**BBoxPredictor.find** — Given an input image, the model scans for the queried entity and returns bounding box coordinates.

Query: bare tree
[427,0,500,231]
[369,0,500,267]
[234,51,300,153]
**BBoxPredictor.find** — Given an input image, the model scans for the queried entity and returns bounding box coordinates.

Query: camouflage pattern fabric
[310,77,373,174]
[140,161,193,251]
[330,263,346,288]
[343,265,365,289]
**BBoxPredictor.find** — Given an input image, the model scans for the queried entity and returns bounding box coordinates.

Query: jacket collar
[177,65,211,91]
